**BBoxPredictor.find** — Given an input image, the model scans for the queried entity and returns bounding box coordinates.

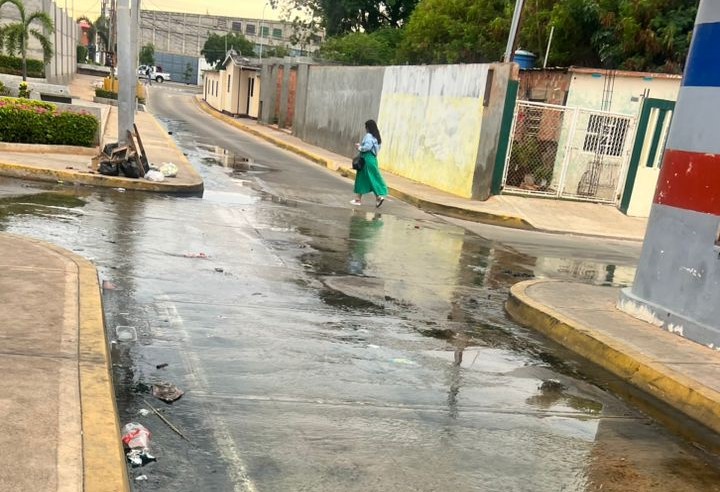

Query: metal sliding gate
[501,101,637,204]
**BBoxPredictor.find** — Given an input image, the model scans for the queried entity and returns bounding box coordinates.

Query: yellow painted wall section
[378,65,489,198]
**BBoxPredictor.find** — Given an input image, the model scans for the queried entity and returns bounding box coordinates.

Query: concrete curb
[506,279,720,436]
[193,97,536,231]
[0,143,99,155]
[13,234,130,492]
[0,160,203,194]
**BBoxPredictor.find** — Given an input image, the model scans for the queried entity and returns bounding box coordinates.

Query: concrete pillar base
[618,288,720,350]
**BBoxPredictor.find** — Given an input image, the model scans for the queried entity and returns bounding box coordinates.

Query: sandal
[350,199,362,206]
[376,197,385,208]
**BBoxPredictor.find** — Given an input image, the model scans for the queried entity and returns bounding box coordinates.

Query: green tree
[183,62,194,84]
[0,0,54,81]
[201,32,255,68]
[319,28,402,65]
[398,0,510,64]
[76,44,88,63]
[592,0,696,72]
[139,43,155,66]
[77,15,110,63]
[271,0,419,37]
[262,44,291,58]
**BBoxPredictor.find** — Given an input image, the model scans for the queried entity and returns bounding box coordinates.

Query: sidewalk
[0,75,202,194]
[0,233,128,491]
[195,97,647,241]
[507,279,720,438]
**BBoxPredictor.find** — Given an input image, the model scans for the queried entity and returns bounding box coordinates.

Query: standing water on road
[0,88,718,491]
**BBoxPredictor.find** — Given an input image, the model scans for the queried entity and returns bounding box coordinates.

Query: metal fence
[502,101,636,204]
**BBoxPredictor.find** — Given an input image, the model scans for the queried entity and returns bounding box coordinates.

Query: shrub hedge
[0,55,45,78]
[95,88,145,104]
[0,97,99,147]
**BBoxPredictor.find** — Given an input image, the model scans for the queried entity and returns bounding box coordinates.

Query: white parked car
[137,65,171,83]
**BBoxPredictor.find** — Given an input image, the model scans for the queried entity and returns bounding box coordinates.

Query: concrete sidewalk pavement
[0,233,128,491]
[195,96,647,241]
[0,74,202,194]
[507,279,720,441]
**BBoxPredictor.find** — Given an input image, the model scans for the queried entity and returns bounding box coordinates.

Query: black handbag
[352,154,365,170]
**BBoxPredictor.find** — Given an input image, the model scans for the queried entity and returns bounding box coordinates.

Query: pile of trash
[96,125,178,182]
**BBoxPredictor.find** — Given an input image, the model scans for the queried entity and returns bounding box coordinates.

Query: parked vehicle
[137,65,171,83]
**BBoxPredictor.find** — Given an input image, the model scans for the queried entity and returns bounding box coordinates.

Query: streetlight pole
[503,0,525,62]
[117,0,133,143]
[259,2,268,62]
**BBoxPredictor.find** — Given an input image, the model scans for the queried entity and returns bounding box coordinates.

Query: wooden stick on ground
[142,398,192,443]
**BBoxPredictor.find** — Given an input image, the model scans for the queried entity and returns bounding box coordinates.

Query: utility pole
[503,0,525,62]
[117,0,133,144]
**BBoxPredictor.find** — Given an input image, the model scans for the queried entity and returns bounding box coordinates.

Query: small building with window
[513,67,682,217]
[203,51,261,119]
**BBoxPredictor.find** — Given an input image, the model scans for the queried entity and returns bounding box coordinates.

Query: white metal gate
[501,101,637,204]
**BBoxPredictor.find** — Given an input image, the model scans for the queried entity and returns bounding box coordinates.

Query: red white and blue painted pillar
[619,0,720,347]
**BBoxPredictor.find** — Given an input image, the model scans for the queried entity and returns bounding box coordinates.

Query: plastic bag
[159,162,178,178]
[145,170,165,182]
[99,161,119,176]
[122,422,156,467]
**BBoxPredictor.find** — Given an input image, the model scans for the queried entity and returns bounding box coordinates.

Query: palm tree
[78,15,110,63]
[0,0,54,81]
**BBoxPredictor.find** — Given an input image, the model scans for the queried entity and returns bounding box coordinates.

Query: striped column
[619,0,720,348]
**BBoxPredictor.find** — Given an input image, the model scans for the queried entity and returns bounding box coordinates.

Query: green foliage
[0,0,55,81]
[201,33,255,67]
[320,28,402,65]
[0,81,8,96]
[271,0,419,37]
[94,88,117,100]
[17,81,30,98]
[183,62,194,83]
[0,97,98,147]
[0,54,44,77]
[77,15,110,61]
[398,0,509,64]
[262,45,292,58]
[76,44,88,63]
[139,43,155,65]
[94,88,146,104]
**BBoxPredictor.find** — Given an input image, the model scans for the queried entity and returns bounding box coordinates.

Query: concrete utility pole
[117,0,133,143]
[503,0,525,62]
[619,0,720,346]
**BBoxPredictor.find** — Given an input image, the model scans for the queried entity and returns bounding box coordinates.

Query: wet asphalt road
[1,85,720,491]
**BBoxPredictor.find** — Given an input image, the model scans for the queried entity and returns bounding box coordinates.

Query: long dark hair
[365,119,382,145]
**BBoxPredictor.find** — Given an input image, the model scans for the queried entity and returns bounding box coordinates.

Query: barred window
[583,115,629,157]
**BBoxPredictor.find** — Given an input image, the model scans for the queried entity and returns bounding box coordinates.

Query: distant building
[139,10,323,59]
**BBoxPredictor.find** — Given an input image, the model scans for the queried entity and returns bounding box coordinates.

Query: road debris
[121,423,156,467]
[138,409,150,417]
[145,169,165,182]
[214,267,224,273]
[142,398,192,442]
[102,280,118,291]
[116,326,137,342]
[159,162,179,177]
[184,252,208,259]
[156,363,169,370]
[135,475,148,481]
[152,382,184,403]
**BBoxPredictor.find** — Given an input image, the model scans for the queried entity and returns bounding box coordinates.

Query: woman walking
[351,119,388,208]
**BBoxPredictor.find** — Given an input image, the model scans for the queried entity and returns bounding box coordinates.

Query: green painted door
[620,98,675,214]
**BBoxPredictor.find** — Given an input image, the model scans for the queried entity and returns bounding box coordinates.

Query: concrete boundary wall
[291,62,515,199]
[295,66,385,158]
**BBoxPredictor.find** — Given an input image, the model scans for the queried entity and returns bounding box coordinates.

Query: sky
[72,0,282,21]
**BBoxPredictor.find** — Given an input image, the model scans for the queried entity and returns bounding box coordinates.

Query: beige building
[204,51,260,118]
[140,10,322,58]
